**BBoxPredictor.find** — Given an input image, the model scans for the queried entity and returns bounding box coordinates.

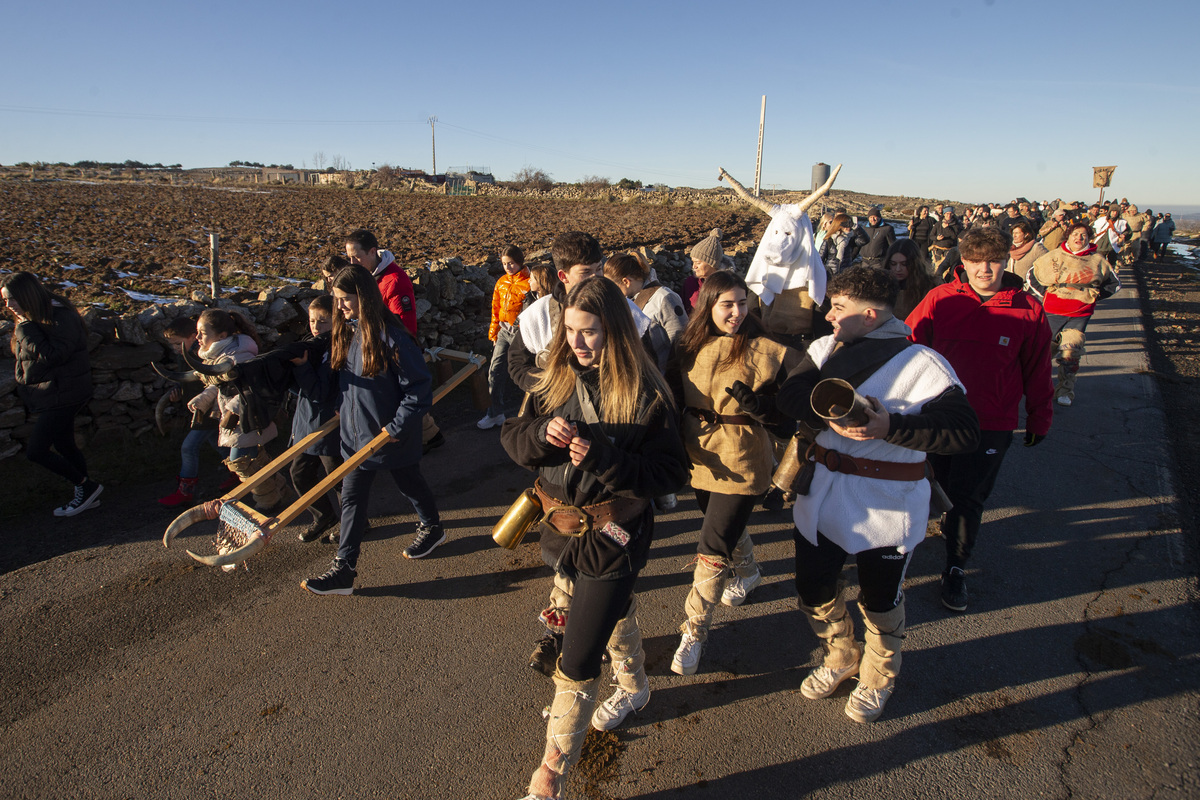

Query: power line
[0,105,426,126]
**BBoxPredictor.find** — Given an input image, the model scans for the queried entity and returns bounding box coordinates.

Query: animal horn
[155,392,173,437]
[795,163,843,214]
[181,346,235,377]
[718,167,775,216]
[187,537,265,568]
[152,362,198,382]
[163,504,217,547]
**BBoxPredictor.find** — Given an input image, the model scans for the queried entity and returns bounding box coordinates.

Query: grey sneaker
[800,662,860,699]
[671,632,703,676]
[844,679,895,723]
[591,684,650,731]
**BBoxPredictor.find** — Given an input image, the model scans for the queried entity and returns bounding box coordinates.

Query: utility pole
[429,116,438,176]
[753,95,766,198]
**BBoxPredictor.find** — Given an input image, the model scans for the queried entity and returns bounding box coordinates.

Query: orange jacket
[490,269,530,340]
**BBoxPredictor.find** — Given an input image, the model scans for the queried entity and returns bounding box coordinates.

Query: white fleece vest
[792,334,964,554]
[517,294,653,354]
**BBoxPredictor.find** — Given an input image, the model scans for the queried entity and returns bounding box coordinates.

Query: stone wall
[0,244,751,460]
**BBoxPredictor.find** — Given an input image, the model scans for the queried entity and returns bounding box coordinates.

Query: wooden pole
[754,95,766,198]
[209,233,220,299]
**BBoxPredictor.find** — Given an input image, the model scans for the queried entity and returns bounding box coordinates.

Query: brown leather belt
[533,478,649,537]
[807,443,926,482]
[685,407,760,427]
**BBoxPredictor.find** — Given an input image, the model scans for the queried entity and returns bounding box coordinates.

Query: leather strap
[685,407,761,427]
[534,477,648,537]
[808,443,926,482]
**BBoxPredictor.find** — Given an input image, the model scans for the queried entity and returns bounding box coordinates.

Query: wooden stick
[225,416,341,502]
[432,354,484,405]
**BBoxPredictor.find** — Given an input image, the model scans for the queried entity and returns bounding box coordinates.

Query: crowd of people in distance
[2,183,1180,800]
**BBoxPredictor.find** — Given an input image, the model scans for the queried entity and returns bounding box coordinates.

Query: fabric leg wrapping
[1054,327,1085,401]
[538,664,601,778]
[225,452,284,509]
[606,593,647,695]
[858,599,906,690]
[728,532,757,580]
[797,582,861,671]
[681,554,728,640]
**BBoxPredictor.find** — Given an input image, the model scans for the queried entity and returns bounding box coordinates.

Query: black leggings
[25,402,89,486]
[289,452,343,521]
[694,490,758,561]
[794,530,911,613]
[558,572,638,682]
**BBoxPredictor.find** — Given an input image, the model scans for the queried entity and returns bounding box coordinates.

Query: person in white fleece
[775,266,979,724]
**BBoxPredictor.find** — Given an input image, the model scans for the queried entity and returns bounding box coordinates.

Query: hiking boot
[800,662,860,700]
[301,559,356,596]
[422,431,445,454]
[476,412,506,430]
[721,567,762,607]
[528,632,562,677]
[670,631,704,676]
[54,480,103,517]
[404,522,446,559]
[158,477,198,508]
[297,514,336,543]
[844,679,895,723]
[941,567,968,612]
[591,684,650,731]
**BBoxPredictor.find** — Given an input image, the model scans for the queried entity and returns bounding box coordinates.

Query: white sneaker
[1056,395,1072,407]
[591,684,649,730]
[800,662,859,699]
[476,412,506,430]
[721,568,762,607]
[844,679,895,723]
[671,632,704,675]
[54,481,103,517]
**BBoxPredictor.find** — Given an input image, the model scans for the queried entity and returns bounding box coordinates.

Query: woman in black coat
[3,271,102,516]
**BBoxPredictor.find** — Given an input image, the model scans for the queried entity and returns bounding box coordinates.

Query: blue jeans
[486,325,519,417]
[180,428,221,479]
[337,464,440,568]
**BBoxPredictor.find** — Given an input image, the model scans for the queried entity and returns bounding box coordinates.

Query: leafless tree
[312,151,327,170]
[511,166,553,193]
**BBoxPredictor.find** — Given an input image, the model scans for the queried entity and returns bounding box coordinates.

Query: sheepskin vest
[681,334,793,496]
[792,331,963,554]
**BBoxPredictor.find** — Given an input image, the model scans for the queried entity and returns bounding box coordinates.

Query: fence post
[209,234,220,300]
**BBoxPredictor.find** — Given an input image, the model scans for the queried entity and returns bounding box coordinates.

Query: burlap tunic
[680,335,795,495]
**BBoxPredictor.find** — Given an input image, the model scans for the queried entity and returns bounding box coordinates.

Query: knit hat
[690,228,724,267]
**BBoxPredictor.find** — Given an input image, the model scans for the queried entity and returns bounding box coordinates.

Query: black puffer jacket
[909,216,937,249]
[12,303,93,413]
[500,366,688,580]
[858,220,897,262]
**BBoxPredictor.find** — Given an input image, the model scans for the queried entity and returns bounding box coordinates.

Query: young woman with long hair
[501,276,687,800]
[301,265,445,595]
[668,270,799,675]
[2,271,101,516]
[884,238,939,321]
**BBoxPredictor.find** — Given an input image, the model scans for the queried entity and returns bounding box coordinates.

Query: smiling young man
[906,226,1053,612]
[776,266,979,723]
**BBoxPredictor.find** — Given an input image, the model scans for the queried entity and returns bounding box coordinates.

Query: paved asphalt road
[1,281,1197,800]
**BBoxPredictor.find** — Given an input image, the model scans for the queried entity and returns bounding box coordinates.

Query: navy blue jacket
[290,332,340,457]
[338,324,431,469]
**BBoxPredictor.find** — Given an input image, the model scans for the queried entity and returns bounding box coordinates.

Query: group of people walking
[3,184,1177,800]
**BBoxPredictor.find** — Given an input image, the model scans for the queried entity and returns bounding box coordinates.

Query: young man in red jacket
[906,227,1053,612]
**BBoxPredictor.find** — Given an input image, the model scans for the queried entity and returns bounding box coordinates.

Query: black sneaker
[54,480,103,517]
[301,559,356,595]
[941,567,968,612]
[422,432,445,454]
[528,632,562,677]
[403,523,446,559]
[297,514,336,543]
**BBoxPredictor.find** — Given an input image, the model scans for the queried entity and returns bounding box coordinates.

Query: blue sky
[2,0,1197,210]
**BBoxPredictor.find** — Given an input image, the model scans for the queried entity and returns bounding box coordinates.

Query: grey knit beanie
[690,228,724,267]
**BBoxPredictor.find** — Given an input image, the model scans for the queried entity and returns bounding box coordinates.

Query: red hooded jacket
[906,270,1053,435]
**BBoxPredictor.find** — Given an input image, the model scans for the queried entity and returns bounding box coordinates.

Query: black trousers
[26,402,89,486]
[559,572,638,682]
[793,530,911,613]
[929,429,1014,570]
[289,451,343,521]
[694,490,758,561]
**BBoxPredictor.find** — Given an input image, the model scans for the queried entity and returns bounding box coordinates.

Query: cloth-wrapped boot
[845,599,906,723]
[672,554,727,674]
[225,452,285,512]
[721,532,762,606]
[526,663,601,799]
[1053,328,1085,403]
[797,583,862,699]
[592,595,649,730]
